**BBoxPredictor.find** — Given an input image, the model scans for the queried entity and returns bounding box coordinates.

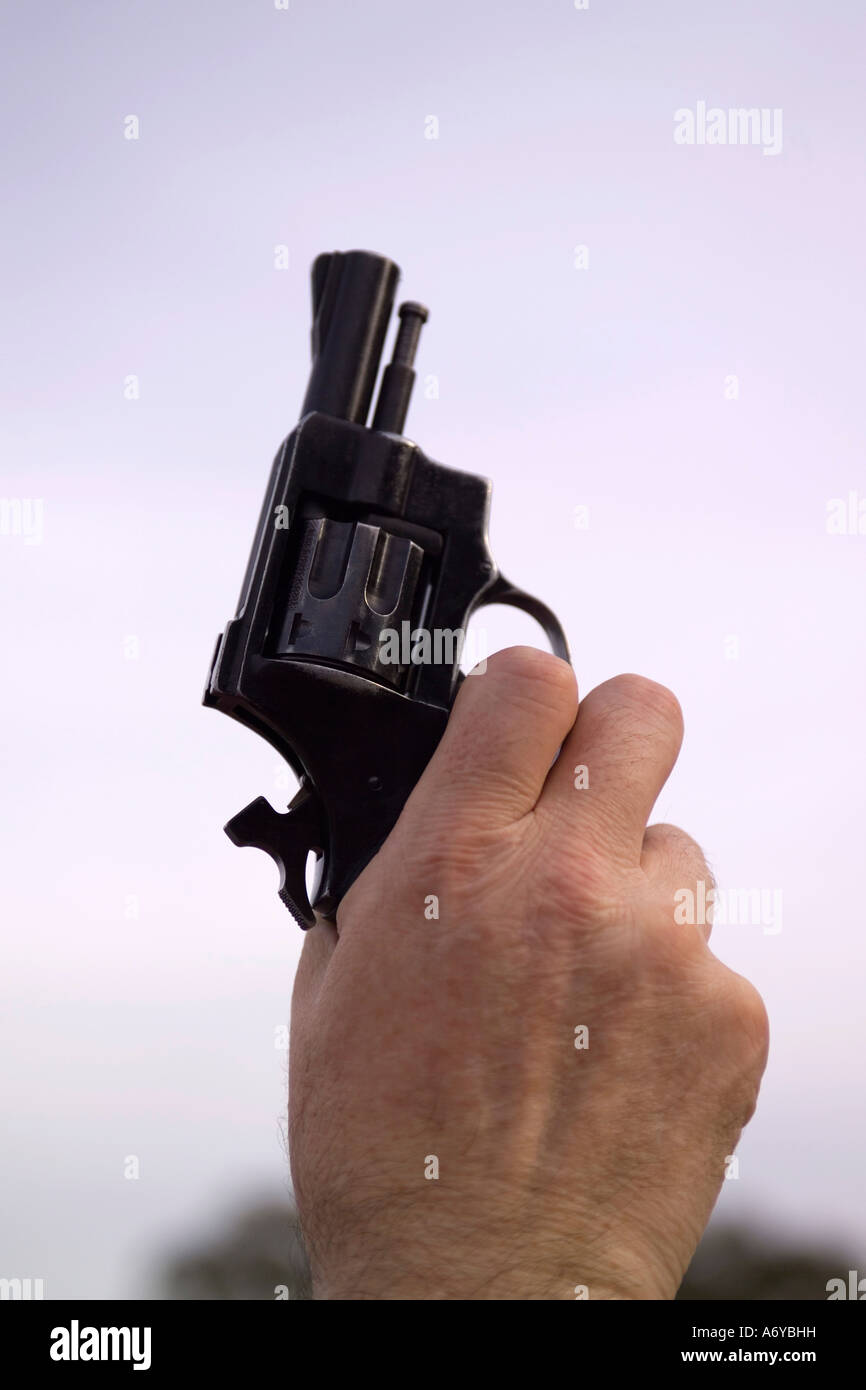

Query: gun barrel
[301,250,399,426]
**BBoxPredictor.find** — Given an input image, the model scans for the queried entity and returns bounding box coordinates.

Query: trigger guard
[473,573,571,664]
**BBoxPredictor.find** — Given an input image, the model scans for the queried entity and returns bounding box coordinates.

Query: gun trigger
[224,786,326,930]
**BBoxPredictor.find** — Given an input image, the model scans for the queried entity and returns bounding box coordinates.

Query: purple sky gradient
[1,0,864,1294]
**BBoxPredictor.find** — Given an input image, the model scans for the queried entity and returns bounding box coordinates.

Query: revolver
[204,250,569,928]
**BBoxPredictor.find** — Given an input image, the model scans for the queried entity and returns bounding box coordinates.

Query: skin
[289,647,769,1300]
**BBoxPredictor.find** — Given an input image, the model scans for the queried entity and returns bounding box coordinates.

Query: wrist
[308,1229,675,1301]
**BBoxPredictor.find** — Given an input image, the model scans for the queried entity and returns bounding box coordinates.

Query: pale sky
[1,0,864,1295]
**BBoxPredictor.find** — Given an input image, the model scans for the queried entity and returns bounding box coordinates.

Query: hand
[289,647,769,1299]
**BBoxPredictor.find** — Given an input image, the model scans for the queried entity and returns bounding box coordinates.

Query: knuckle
[644,822,714,887]
[690,968,770,1131]
[645,822,700,858]
[712,968,771,1068]
[734,977,771,1062]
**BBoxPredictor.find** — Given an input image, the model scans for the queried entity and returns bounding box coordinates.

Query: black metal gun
[204,250,569,928]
